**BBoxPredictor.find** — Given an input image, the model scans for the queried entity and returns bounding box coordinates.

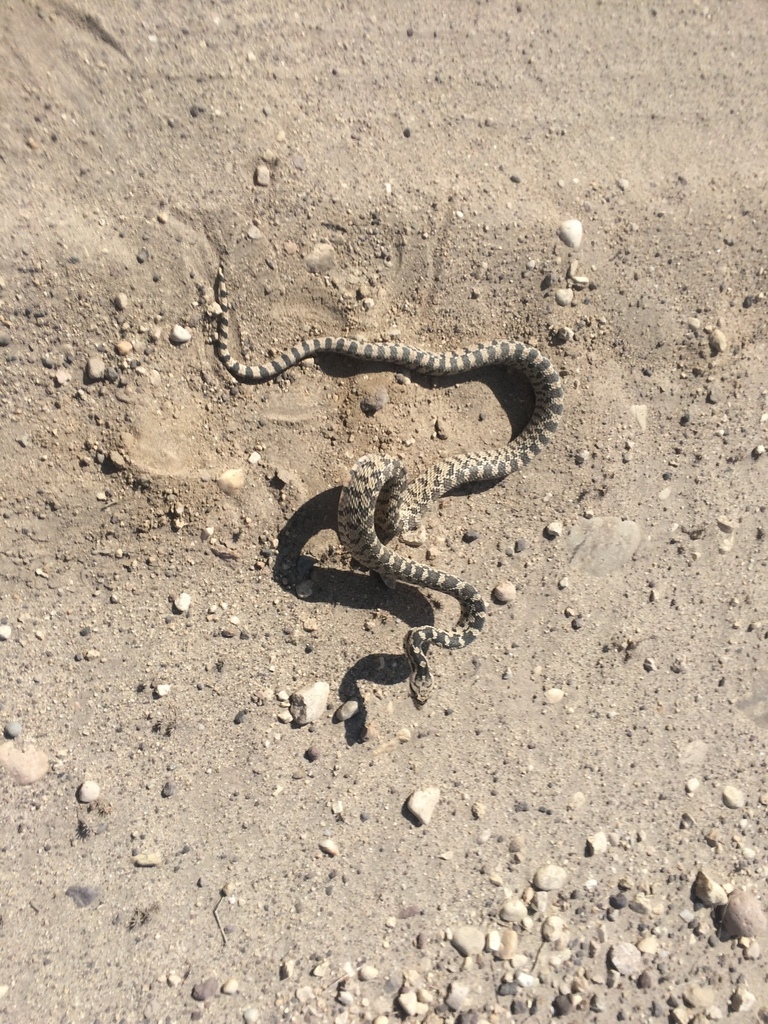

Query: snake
[212,266,564,705]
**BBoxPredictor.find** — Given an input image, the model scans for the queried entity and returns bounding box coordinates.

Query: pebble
[133,851,163,867]
[305,242,336,275]
[77,780,100,803]
[85,355,106,382]
[407,786,441,825]
[499,897,527,923]
[174,592,192,614]
[544,521,563,539]
[533,864,567,891]
[0,743,49,784]
[169,324,191,345]
[397,990,423,1016]
[358,963,379,981]
[221,978,239,995]
[709,328,728,354]
[693,868,728,907]
[243,1011,259,1024]
[555,288,574,307]
[492,581,517,604]
[319,838,339,856]
[721,890,767,938]
[4,721,21,739]
[335,700,359,722]
[217,467,246,494]
[557,219,583,249]
[542,915,565,942]
[289,680,330,725]
[446,981,470,1011]
[722,785,746,809]
[0,624,11,641]
[586,830,608,856]
[684,984,715,1010]
[192,977,219,1002]
[609,941,643,976]
[113,293,128,311]
[305,745,322,762]
[450,925,485,957]
[685,777,700,794]
[255,163,270,187]
[360,388,389,414]
[496,928,519,959]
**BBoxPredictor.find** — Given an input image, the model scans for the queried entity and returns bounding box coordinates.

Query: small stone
[730,987,757,1014]
[221,978,239,995]
[360,389,389,414]
[85,355,106,382]
[499,897,527,923]
[133,851,163,867]
[77,780,100,804]
[397,990,421,1016]
[557,219,583,249]
[335,700,359,722]
[0,624,11,641]
[685,777,700,794]
[496,928,519,959]
[722,890,767,938]
[217,467,246,495]
[255,164,270,187]
[289,680,330,725]
[451,925,485,957]
[192,977,219,1002]
[586,830,608,856]
[609,942,643,976]
[407,786,441,825]
[722,785,746,809]
[114,293,128,311]
[446,981,470,1011]
[533,864,567,892]
[4,721,21,740]
[544,521,563,539]
[492,581,517,604]
[305,745,322,762]
[544,687,564,703]
[155,684,171,698]
[683,984,716,1010]
[0,743,49,784]
[169,324,191,345]
[305,242,335,275]
[174,592,192,614]
[555,288,574,307]
[542,915,565,942]
[693,868,728,907]
[65,885,101,908]
[161,781,176,798]
[243,1009,259,1023]
[709,329,728,354]
[319,838,339,856]
[358,964,379,981]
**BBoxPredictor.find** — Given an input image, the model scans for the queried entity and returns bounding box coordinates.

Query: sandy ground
[1,1,768,1022]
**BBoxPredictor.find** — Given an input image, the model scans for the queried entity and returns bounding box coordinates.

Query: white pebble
[555,288,574,307]
[77,780,100,804]
[709,328,728,354]
[492,581,517,604]
[114,293,128,311]
[221,978,239,995]
[174,592,192,613]
[0,624,11,641]
[586,830,608,855]
[169,324,191,345]
[319,838,339,856]
[243,1010,259,1024]
[722,785,746,809]
[544,521,563,539]
[217,467,246,494]
[686,777,700,794]
[609,941,643,976]
[533,863,567,891]
[407,786,441,825]
[450,925,485,957]
[557,218,583,249]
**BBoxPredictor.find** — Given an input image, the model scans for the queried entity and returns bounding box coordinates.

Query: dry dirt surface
[1,2,768,1022]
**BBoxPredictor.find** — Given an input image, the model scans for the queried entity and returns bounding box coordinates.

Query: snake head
[408,664,434,707]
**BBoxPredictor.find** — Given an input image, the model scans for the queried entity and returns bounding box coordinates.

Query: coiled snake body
[213,268,563,705]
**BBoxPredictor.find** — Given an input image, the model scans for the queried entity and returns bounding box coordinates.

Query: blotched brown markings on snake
[212,267,564,705]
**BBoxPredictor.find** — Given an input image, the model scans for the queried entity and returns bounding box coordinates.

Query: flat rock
[557,218,583,248]
[566,517,642,576]
[305,242,335,275]
[191,977,219,1002]
[693,868,728,907]
[0,743,49,784]
[609,941,643,976]
[407,786,441,825]
[65,885,101,908]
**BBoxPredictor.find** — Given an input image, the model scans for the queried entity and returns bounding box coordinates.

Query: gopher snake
[213,267,563,705]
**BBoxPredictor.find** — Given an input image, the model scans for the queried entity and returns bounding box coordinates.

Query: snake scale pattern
[212,267,564,705]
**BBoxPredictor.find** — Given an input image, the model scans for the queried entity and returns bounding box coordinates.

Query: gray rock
[533,864,567,891]
[451,925,485,957]
[609,941,643,976]
[85,355,106,382]
[4,721,21,739]
[65,885,101,908]
[305,242,335,275]
[722,890,767,938]
[192,977,219,1002]
[169,324,191,345]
